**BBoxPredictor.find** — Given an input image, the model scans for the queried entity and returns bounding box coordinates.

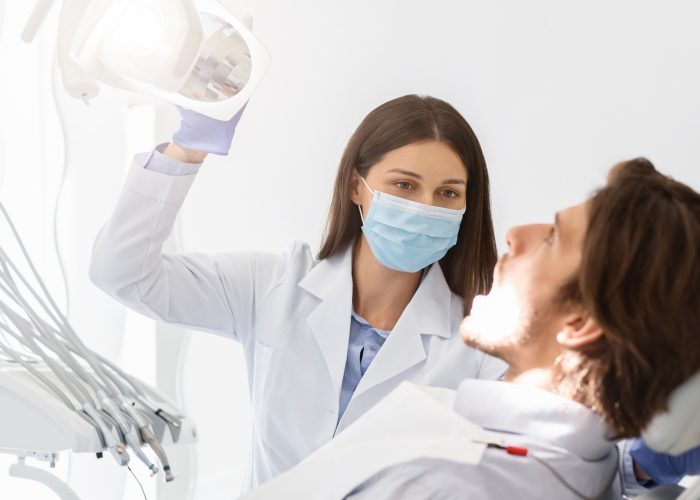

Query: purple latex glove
[631,438,700,484]
[172,104,246,156]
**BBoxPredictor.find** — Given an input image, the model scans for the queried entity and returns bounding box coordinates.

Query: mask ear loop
[359,176,376,195]
[357,205,365,225]
[356,176,375,225]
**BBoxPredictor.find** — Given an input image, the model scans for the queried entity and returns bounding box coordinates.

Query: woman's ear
[556,314,604,350]
[350,170,362,205]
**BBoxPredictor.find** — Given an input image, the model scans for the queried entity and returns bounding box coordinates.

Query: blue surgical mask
[358,177,466,273]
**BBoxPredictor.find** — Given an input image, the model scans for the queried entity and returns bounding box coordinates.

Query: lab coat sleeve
[144,143,202,176]
[89,151,301,344]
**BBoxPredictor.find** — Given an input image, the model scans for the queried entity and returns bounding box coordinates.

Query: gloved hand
[630,438,700,484]
[172,104,246,156]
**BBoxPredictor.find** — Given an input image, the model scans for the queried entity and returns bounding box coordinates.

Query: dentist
[89,95,504,491]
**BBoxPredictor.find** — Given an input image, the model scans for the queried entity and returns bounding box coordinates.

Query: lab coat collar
[298,244,353,300]
[299,245,454,339]
[454,379,615,461]
[300,245,354,403]
[346,259,455,415]
[411,262,454,339]
[300,244,457,430]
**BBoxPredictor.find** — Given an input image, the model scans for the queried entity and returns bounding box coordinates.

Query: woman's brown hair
[317,95,497,313]
[557,158,700,438]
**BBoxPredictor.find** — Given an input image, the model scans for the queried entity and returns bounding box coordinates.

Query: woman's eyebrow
[387,168,467,185]
[387,168,422,179]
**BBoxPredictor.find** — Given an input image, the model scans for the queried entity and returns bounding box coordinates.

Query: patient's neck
[502,366,556,392]
[499,334,562,392]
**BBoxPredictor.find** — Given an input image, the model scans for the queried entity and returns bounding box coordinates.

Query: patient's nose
[506,224,548,256]
[506,225,526,256]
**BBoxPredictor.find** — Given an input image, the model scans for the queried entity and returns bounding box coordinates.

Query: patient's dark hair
[556,158,700,438]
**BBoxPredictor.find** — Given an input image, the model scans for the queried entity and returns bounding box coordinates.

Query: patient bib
[240,382,487,499]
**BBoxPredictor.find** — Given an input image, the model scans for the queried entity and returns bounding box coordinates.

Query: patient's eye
[544,227,555,245]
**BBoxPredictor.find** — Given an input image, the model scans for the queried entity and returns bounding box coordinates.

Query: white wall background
[1,0,699,499]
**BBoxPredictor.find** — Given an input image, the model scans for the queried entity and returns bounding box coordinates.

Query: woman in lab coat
[89,94,504,491]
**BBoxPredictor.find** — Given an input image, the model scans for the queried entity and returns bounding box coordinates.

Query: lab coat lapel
[349,264,454,404]
[299,246,354,401]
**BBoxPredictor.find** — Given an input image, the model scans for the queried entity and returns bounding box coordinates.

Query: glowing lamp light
[99,0,203,92]
[20,0,270,120]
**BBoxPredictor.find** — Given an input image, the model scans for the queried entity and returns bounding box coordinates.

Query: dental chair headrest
[642,370,700,455]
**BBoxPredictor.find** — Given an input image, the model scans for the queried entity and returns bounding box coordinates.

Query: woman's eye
[395,182,412,190]
[441,189,458,198]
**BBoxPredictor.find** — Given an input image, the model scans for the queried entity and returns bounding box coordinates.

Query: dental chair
[635,370,700,500]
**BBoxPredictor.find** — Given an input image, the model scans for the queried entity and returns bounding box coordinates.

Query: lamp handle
[20,0,56,43]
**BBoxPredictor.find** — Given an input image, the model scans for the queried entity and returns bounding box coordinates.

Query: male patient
[245,159,700,499]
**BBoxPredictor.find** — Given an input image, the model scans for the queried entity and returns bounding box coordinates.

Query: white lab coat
[89,153,506,491]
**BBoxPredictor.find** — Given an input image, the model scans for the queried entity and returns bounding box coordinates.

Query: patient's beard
[461,285,552,368]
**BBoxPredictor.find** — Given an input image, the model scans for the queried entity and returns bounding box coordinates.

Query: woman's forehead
[371,141,467,181]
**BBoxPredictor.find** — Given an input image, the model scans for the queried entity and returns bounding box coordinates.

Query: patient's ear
[556,314,604,350]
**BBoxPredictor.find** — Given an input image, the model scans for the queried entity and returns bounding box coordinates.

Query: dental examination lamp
[637,371,700,500]
[21,0,270,120]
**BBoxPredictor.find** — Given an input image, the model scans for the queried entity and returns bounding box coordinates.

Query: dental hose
[0,201,176,481]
